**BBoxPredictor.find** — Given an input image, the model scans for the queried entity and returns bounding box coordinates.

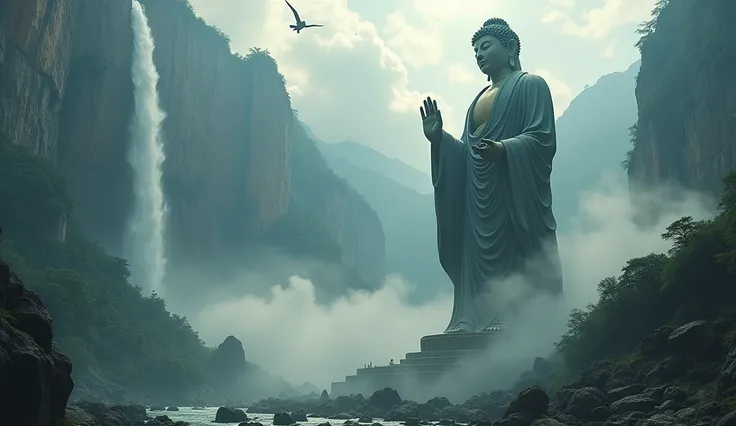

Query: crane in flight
[285,0,324,33]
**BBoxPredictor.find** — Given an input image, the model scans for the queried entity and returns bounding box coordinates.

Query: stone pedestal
[330,331,499,399]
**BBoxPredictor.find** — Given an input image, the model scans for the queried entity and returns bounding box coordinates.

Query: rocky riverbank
[247,319,736,425]
[7,235,736,426]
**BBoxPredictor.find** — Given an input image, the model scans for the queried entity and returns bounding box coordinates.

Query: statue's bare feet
[446,322,473,333]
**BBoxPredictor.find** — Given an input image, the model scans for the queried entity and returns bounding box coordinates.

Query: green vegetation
[620,123,637,172]
[556,170,736,371]
[0,139,209,398]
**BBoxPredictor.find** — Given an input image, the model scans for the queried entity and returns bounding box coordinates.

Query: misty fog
[160,171,714,395]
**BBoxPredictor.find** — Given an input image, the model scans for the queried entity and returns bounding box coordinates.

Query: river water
[151,408,403,426]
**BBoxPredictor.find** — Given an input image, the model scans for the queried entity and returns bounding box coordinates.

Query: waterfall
[125,0,168,296]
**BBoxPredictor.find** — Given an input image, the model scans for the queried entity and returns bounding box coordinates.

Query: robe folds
[430,71,563,333]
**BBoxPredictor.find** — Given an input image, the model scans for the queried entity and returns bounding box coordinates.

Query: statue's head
[471,18,521,79]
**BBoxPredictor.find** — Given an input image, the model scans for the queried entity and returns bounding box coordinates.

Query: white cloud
[603,41,617,58]
[384,12,443,68]
[446,63,476,84]
[411,0,513,24]
[544,0,656,40]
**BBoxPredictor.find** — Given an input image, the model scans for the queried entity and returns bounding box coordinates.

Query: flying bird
[285,0,323,33]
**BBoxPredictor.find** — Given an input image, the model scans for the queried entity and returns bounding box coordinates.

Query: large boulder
[0,257,74,426]
[216,406,248,423]
[503,386,549,420]
[668,320,718,359]
[369,388,402,410]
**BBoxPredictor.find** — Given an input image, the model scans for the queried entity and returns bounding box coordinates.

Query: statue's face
[473,34,511,77]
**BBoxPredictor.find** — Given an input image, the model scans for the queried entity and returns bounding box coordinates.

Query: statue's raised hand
[420,96,443,144]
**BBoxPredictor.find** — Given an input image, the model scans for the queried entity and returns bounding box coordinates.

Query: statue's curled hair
[471,18,521,54]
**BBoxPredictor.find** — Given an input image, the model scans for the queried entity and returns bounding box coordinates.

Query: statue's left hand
[472,139,505,160]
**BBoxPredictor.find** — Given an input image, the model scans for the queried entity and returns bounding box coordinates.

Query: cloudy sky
[187,0,655,172]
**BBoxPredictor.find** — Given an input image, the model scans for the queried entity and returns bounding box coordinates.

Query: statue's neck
[489,68,514,89]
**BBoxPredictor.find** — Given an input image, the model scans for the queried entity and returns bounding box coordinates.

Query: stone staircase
[330,332,498,398]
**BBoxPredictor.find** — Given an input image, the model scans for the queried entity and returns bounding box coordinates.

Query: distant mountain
[552,61,640,231]
[302,125,449,304]
[301,125,432,195]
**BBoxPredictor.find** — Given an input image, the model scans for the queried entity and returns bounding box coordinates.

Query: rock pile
[0,256,74,426]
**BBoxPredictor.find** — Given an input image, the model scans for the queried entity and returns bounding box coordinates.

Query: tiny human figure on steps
[419,18,564,334]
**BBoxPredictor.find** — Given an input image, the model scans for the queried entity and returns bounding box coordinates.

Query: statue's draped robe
[431,71,563,333]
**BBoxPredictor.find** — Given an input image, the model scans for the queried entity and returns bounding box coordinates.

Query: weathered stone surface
[0,257,74,426]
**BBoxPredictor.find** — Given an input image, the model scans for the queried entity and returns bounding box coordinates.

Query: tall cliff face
[57,0,135,250]
[135,0,292,259]
[0,0,76,158]
[628,0,736,202]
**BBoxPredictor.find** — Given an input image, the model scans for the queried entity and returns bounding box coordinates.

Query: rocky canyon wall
[628,0,736,203]
[135,0,291,259]
[0,0,76,158]
[57,0,135,250]
[0,0,384,285]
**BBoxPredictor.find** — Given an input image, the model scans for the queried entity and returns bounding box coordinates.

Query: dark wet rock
[291,410,308,421]
[565,386,605,419]
[607,384,646,403]
[696,401,722,418]
[272,411,295,425]
[147,415,190,426]
[63,405,99,426]
[530,419,568,426]
[610,394,655,414]
[718,346,736,397]
[330,413,352,420]
[716,411,736,426]
[641,413,678,426]
[645,357,691,385]
[656,399,683,412]
[638,326,674,359]
[70,402,148,425]
[504,386,549,419]
[386,402,420,421]
[0,258,74,426]
[496,412,534,426]
[404,417,419,426]
[427,397,452,410]
[166,406,179,411]
[216,406,248,423]
[668,320,718,360]
[554,389,576,411]
[370,388,402,410]
[590,405,611,421]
